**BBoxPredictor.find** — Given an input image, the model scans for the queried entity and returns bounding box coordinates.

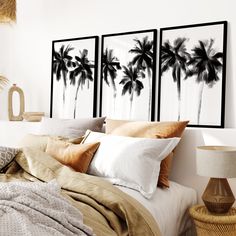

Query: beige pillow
[46,138,100,173]
[18,134,83,151]
[105,119,188,188]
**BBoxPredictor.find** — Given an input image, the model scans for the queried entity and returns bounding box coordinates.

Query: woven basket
[189,205,236,236]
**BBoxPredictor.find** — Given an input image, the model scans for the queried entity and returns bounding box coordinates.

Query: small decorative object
[196,146,236,214]
[100,29,157,121]
[51,36,98,119]
[158,21,227,128]
[8,84,25,121]
[22,112,45,122]
[0,0,16,23]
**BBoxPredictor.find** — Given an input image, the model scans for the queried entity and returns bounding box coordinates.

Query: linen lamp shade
[196,146,236,214]
[197,146,236,178]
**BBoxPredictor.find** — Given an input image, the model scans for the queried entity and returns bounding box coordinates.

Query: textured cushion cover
[105,119,188,188]
[46,138,100,173]
[83,131,180,198]
[18,134,83,151]
[39,117,105,138]
[0,146,19,171]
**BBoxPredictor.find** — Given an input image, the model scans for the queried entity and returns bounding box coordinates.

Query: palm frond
[103,68,109,86]
[0,0,16,23]
[121,82,131,95]
[65,45,74,54]
[129,36,153,73]
[54,51,61,60]
[0,76,9,91]
[207,39,214,55]
[102,48,121,87]
[172,65,177,82]
[59,45,65,56]
[119,78,130,84]
[135,79,144,96]
[56,66,62,81]
[69,48,94,90]
[174,38,187,52]
[187,39,223,86]
[213,52,223,59]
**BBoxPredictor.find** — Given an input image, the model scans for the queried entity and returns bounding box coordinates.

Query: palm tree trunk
[197,81,204,124]
[63,86,66,105]
[87,79,90,89]
[129,90,134,119]
[176,67,181,121]
[110,78,117,114]
[62,71,67,105]
[74,82,80,119]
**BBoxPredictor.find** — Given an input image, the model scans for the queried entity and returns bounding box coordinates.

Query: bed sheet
[116,181,197,236]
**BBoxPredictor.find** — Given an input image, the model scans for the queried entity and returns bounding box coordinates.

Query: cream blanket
[0,180,94,236]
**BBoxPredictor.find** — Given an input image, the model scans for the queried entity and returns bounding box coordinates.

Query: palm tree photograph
[50,36,98,119]
[158,21,227,128]
[100,29,157,121]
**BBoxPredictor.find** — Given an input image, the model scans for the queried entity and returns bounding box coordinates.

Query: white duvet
[0,180,94,236]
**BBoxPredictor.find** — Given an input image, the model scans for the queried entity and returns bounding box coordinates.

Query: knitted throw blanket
[0,180,94,236]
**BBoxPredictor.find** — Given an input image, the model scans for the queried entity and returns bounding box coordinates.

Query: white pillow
[39,117,105,138]
[83,131,180,199]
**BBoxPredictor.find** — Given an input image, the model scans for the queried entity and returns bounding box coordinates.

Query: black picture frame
[100,29,157,121]
[50,36,98,119]
[158,21,227,128]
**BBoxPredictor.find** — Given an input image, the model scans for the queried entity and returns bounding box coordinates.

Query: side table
[189,205,236,236]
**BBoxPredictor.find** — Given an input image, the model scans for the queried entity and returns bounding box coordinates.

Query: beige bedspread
[0,147,161,236]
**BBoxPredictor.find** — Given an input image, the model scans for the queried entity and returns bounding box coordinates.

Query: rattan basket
[189,205,236,236]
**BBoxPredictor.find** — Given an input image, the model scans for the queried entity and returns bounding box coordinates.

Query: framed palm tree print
[158,21,227,128]
[100,29,157,121]
[50,36,98,119]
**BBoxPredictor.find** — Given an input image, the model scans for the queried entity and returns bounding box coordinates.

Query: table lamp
[196,146,236,214]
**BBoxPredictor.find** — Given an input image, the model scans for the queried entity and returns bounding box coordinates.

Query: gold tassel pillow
[46,138,100,173]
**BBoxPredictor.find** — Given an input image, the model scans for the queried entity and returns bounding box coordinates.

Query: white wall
[1,0,236,200]
[0,0,235,126]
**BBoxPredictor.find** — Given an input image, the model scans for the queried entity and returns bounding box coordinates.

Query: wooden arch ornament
[8,84,25,121]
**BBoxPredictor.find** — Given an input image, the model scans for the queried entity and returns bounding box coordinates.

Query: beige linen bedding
[0,147,161,236]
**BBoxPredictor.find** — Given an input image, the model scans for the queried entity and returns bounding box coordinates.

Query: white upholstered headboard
[1,121,236,204]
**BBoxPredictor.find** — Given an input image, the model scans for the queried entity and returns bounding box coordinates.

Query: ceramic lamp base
[202,178,235,214]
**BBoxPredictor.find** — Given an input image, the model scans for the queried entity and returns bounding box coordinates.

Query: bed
[0,117,197,236]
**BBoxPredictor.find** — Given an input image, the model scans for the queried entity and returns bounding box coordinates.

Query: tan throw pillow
[105,119,188,188]
[18,134,83,151]
[46,138,100,173]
